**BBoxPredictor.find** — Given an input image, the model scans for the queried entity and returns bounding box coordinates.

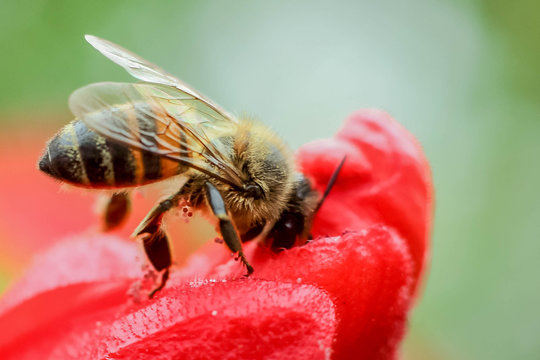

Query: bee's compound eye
[244,183,264,199]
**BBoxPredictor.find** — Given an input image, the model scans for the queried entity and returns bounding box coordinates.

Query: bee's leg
[149,268,169,298]
[137,229,171,299]
[133,193,182,298]
[205,182,254,275]
[133,195,178,238]
[102,192,131,231]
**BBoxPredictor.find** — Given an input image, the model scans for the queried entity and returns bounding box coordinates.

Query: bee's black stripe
[106,138,136,185]
[135,103,161,181]
[142,151,161,180]
[73,121,111,186]
[44,122,89,185]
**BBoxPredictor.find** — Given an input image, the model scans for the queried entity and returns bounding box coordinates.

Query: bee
[38,35,345,297]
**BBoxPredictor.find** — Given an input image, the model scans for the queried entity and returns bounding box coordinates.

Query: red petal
[0,235,142,349]
[0,236,336,359]
[89,281,335,360]
[213,226,413,360]
[0,228,408,360]
[298,109,432,294]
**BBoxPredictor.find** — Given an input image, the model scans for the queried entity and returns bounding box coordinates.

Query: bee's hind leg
[136,228,172,299]
[205,182,254,275]
[102,192,131,231]
[149,268,169,298]
[133,192,182,298]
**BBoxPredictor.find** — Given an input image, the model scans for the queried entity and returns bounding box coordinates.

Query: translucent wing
[84,34,237,123]
[69,81,244,187]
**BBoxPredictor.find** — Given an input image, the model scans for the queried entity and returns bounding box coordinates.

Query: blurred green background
[1,0,539,359]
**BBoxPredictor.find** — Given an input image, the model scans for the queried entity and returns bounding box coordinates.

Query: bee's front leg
[204,182,254,275]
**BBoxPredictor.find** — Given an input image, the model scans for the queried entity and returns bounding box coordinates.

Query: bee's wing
[69,82,244,187]
[84,34,237,123]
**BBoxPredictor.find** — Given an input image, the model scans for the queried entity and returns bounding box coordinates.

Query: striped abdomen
[38,119,186,188]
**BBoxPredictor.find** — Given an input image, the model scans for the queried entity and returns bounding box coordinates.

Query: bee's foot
[148,268,169,299]
[242,265,254,278]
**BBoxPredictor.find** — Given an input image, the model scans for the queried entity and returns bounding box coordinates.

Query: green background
[1,1,539,359]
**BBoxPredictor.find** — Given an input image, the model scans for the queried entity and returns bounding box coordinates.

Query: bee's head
[219,122,296,228]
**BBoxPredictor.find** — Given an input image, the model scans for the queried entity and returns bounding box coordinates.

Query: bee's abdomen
[39,120,182,188]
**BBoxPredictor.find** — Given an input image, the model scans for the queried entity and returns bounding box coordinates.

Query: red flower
[0,109,432,360]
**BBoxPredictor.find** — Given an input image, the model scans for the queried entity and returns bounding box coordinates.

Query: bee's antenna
[314,155,347,213]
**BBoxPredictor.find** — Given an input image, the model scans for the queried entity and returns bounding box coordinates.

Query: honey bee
[38,35,345,297]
